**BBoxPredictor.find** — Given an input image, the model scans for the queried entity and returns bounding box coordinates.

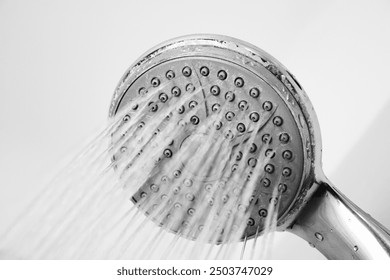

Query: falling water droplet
[353,245,359,252]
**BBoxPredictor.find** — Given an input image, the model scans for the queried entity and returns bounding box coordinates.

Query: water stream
[0,83,281,259]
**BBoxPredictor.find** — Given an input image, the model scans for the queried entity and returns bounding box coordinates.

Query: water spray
[108,34,390,259]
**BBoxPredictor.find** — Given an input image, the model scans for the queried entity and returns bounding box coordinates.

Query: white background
[1,0,390,259]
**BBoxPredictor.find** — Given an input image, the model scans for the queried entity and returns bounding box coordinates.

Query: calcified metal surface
[110,55,305,243]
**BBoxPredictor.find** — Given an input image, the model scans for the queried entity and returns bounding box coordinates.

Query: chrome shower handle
[288,180,390,259]
[109,34,390,259]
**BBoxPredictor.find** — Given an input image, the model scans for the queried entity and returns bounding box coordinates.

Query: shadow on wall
[331,99,390,230]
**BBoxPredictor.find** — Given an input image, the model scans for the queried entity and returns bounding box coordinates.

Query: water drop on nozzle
[183,179,192,187]
[314,232,324,241]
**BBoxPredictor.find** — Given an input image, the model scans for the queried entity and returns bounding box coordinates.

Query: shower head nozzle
[108,34,390,259]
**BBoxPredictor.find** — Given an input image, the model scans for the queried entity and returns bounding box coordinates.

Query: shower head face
[109,35,319,242]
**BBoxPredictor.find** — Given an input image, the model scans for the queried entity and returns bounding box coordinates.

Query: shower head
[108,34,390,259]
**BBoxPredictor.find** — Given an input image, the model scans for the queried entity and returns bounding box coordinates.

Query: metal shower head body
[108,34,390,259]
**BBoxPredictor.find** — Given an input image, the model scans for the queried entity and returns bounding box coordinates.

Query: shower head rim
[108,34,324,232]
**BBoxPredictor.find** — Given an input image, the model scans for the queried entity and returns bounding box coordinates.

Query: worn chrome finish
[109,34,390,259]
